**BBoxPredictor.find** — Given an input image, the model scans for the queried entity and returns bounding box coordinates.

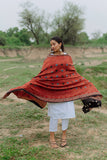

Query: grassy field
[0,52,107,160]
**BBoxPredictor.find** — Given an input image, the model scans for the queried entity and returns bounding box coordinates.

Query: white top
[48,101,75,119]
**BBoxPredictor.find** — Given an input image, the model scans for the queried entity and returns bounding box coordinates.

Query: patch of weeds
[0,137,29,159]
[75,65,86,75]
[81,62,84,65]
[35,132,49,140]
[37,124,45,129]
[5,103,46,121]
[90,62,107,74]
[10,129,20,135]
[0,137,66,160]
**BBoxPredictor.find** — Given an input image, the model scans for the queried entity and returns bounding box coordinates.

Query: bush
[0,37,6,46]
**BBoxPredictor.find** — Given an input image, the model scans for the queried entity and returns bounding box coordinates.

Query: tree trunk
[31,30,39,45]
[30,23,39,45]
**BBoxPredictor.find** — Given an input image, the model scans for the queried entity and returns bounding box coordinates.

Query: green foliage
[1,1,107,47]
[90,32,107,47]
[51,2,85,45]
[77,32,89,44]
[6,27,19,37]
[0,31,6,46]
[91,31,102,40]
[6,36,22,46]
[19,1,47,45]
[1,27,31,47]
[17,28,31,45]
[0,36,6,46]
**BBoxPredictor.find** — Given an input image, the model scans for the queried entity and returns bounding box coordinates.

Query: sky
[0,0,107,37]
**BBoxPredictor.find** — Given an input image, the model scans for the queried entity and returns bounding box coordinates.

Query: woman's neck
[53,51,64,55]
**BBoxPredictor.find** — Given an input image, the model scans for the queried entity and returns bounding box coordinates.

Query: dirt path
[0,58,22,62]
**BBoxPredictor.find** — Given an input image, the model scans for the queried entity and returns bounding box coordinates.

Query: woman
[2,36,102,148]
[48,37,75,148]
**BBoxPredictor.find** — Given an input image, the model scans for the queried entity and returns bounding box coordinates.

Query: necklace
[53,51,64,55]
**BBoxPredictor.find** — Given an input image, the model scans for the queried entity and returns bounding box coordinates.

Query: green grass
[0,137,65,160]
[0,102,106,159]
[0,53,107,159]
[0,60,41,90]
[75,62,107,106]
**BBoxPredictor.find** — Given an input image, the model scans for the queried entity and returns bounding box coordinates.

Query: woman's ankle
[50,132,55,141]
[62,130,67,140]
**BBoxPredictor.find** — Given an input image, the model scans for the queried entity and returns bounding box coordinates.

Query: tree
[51,2,85,45]
[0,31,6,46]
[96,33,107,45]
[4,27,31,46]
[19,2,46,45]
[77,32,89,44]
[0,37,6,46]
[102,33,107,41]
[6,27,19,37]
[18,28,31,45]
[91,31,102,40]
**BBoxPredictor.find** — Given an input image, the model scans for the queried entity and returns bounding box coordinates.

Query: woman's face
[50,40,61,52]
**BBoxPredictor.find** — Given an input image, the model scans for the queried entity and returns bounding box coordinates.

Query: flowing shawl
[2,54,102,110]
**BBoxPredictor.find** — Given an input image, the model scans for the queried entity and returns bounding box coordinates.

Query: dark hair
[50,36,64,52]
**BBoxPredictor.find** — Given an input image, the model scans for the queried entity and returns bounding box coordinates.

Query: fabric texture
[48,101,75,119]
[49,118,69,132]
[2,54,102,109]
[82,98,102,113]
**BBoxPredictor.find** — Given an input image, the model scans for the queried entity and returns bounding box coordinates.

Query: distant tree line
[0,27,32,47]
[0,1,107,47]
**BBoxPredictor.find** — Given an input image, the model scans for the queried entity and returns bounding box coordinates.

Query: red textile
[3,54,102,108]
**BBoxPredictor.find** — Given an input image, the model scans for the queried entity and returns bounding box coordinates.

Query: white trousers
[49,117,69,132]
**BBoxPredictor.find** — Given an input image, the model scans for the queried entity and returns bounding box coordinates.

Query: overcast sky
[0,0,107,37]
